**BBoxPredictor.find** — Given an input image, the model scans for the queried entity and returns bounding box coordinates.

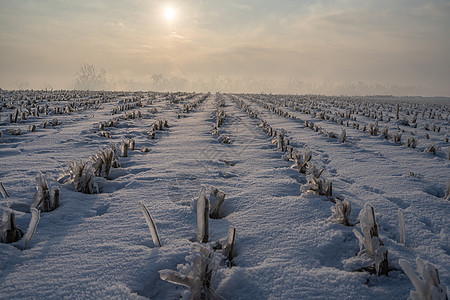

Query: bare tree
[74,64,107,90]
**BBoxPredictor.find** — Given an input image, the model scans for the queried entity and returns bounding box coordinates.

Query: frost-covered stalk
[197,187,209,243]
[140,201,162,247]
[31,172,51,211]
[407,137,417,149]
[59,161,97,194]
[18,208,40,249]
[224,226,236,264]
[1,207,40,248]
[120,141,128,157]
[292,152,302,172]
[13,109,19,123]
[159,243,221,300]
[209,187,226,219]
[110,145,121,168]
[306,175,323,195]
[398,208,406,245]
[1,210,23,243]
[325,181,332,197]
[0,182,10,198]
[444,179,450,201]
[286,145,294,160]
[275,131,285,151]
[90,147,119,178]
[426,144,437,154]
[353,203,388,276]
[292,148,312,173]
[340,129,347,143]
[128,138,135,150]
[306,162,324,179]
[392,132,402,144]
[217,134,231,144]
[369,123,379,136]
[399,258,448,300]
[331,199,351,226]
[396,103,400,120]
[382,127,389,139]
[52,188,60,210]
[301,149,312,173]
[306,175,333,198]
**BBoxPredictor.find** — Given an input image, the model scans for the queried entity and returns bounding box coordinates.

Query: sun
[164,6,176,22]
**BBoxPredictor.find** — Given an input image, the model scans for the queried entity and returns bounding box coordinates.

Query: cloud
[0,0,449,95]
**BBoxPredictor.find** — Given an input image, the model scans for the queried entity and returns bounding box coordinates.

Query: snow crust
[0,91,449,299]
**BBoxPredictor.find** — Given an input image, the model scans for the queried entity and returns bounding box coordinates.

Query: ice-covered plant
[59,161,97,194]
[90,146,120,178]
[292,148,312,173]
[0,182,10,198]
[30,172,59,212]
[128,138,136,150]
[292,152,302,171]
[197,187,209,243]
[395,103,400,120]
[160,243,222,300]
[18,208,40,249]
[305,175,332,198]
[32,172,49,209]
[407,137,417,149]
[285,145,294,161]
[49,118,60,126]
[273,131,286,151]
[209,187,226,219]
[444,179,449,201]
[382,127,389,139]
[1,210,23,243]
[306,162,324,179]
[330,199,351,226]
[7,129,21,136]
[217,135,231,144]
[353,203,388,276]
[140,201,162,247]
[340,129,347,143]
[223,226,236,265]
[328,131,337,139]
[399,258,448,300]
[368,123,379,136]
[120,141,129,157]
[398,208,406,245]
[1,208,40,249]
[392,132,402,144]
[425,144,437,155]
[100,130,111,138]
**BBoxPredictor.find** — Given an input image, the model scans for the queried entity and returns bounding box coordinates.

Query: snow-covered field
[0,90,449,299]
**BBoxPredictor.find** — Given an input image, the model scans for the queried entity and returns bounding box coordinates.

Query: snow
[0,91,449,299]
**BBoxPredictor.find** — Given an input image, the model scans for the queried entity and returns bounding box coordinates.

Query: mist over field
[1,0,449,96]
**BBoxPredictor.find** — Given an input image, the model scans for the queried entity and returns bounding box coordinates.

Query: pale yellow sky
[1,0,449,95]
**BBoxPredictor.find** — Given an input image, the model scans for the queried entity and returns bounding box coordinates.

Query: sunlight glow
[164,6,176,22]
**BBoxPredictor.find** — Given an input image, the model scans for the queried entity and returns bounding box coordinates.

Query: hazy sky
[1,0,449,95]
